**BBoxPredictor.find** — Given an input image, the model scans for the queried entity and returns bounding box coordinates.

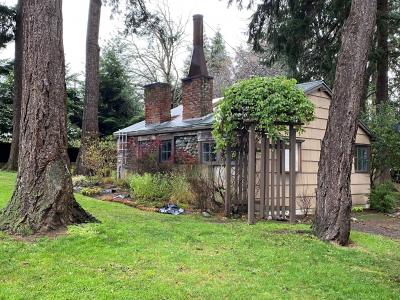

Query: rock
[202,211,212,218]
[73,186,83,193]
[351,217,358,222]
[113,194,130,199]
[103,189,113,194]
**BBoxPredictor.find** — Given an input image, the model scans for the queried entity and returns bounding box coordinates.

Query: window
[160,140,172,162]
[355,145,370,173]
[284,142,301,172]
[201,142,217,163]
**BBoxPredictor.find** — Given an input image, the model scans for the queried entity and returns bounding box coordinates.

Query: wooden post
[247,123,256,224]
[238,149,243,207]
[276,139,281,218]
[270,141,275,219]
[260,134,266,219]
[225,146,231,217]
[289,125,296,224]
[281,140,286,218]
[265,137,270,218]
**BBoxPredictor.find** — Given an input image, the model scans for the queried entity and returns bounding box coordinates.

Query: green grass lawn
[0,171,399,299]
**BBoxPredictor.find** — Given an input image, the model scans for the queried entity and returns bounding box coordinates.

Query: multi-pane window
[355,145,370,173]
[160,140,172,162]
[284,142,301,172]
[201,142,217,163]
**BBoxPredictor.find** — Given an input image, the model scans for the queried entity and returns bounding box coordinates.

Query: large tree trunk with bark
[376,0,389,107]
[76,0,102,175]
[314,0,377,246]
[374,0,391,183]
[0,0,96,235]
[3,0,22,171]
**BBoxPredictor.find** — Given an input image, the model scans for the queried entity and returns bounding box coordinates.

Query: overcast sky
[0,0,253,75]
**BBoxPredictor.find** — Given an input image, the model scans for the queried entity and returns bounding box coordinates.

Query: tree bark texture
[374,0,391,183]
[314,0,377,246]
[376,0,389,107]
[0,0,96,235]
[4,0,22,171]
[76,0,102,175]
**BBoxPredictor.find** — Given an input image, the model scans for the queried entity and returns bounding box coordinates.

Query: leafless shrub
[297,191,312,218]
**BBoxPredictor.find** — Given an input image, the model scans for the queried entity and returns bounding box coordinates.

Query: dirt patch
[3,227,68,243]
[351,211,400,240]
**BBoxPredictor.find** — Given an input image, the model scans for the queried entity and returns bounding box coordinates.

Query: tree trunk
[314,0,377,246]
[0,0,96,235]
[375,0,389,107]
[374,0,391,183]
[3,0,22,171]
[76,0,102,175]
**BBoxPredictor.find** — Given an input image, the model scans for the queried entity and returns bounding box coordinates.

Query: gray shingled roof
[114,80,332,137]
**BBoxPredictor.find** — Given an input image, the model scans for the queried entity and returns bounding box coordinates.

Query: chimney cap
[143,82,171,89]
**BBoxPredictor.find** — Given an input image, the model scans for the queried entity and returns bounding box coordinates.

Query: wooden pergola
[224,122,298,224]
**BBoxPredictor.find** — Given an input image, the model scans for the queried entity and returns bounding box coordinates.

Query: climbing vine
[212,76,315,149]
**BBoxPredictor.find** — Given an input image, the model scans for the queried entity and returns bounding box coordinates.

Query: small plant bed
[72,172,223,217]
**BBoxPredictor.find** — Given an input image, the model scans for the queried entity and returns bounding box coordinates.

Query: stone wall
[175,135,199,164]
[122,130,214,173]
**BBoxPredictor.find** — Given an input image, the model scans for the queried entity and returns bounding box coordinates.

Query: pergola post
[247,123,256,224]
[224,146,231,217]
[260,134,266,219]
[289,125,297,224]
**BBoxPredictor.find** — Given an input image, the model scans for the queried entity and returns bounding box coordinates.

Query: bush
[72,175,89,187]
[351,206,364,213]
[170,173,196,208]
[129,172,195,207]
[369,182,400,213]
[82,136,117,177]
[81,187,103,197]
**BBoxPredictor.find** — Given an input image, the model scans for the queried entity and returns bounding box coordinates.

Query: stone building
[114,15,372,209]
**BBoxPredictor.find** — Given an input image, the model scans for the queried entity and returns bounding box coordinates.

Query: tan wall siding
[296,90,371,207]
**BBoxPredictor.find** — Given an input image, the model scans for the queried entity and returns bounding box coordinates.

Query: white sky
[0,0,253,75]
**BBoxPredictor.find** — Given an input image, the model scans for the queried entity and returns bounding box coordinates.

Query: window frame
[354,144,371,173]
[159,139,173,163]
[282,141,302,173]
[199,141,220,165]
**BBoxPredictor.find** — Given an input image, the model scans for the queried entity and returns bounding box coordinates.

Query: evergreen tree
[230,0,400,101]
[76,0,102,175]
[0,61,13,142]
[0,0,95,235]
[99,43,143,136]
[0,4,15,49]
[208,30,234,98]
[314,0,377,245]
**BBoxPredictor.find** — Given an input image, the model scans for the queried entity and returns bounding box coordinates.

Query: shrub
[129,172,196,208]
[72,175,89,187]
[351,206,364,213]
[82,136,117,177]
[129,173,171,204]
[170,173,196,208]
[369,182,400,213]
[81,187,103,197]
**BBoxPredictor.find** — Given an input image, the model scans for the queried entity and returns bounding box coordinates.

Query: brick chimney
[182,15,213,120]
[144,82,172,125]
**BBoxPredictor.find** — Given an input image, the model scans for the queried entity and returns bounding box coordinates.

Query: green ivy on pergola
[212,76,315,150]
